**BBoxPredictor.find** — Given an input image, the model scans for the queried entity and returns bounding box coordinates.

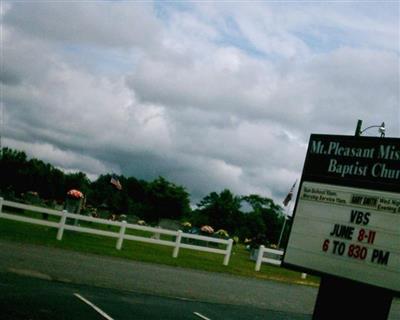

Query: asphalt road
[0,240,317,314]
[0,273,310,320]
[0,240,399,319]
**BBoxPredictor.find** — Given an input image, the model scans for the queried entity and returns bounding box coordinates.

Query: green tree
[260,201,285,245]
[0,148,28,197]
[89,174,117,208]
[144,177,191,223]
[195,189,243,234]
[241,194,285,245]
[65,172,91,195]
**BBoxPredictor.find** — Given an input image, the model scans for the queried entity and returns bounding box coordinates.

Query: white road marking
[74,293,114,320]
[193,311,212,320]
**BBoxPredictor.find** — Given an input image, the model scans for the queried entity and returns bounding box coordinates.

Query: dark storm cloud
[2,1,399,205]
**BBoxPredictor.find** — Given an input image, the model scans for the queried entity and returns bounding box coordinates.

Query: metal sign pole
[312,276,393,319]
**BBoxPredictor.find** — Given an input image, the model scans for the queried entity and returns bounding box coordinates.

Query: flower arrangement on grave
[67,189,84,199]
[181,221,192,232]
[215,229,229,238]
[200,225,214,234]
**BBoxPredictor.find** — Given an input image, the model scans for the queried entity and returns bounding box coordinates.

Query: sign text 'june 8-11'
[283,135,400,292]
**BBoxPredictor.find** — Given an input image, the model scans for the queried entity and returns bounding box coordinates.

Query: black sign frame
[282,134,400,293]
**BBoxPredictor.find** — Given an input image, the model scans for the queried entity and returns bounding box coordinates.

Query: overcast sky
[1,1,399,206]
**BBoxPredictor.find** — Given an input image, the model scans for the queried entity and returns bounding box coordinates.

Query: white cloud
[4,2,161,50]
[2,1,399,204]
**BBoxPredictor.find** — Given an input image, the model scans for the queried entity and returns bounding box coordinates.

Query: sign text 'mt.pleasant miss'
[310,140,400,180]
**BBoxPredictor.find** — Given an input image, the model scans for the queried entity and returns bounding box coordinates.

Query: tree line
[0,147,291,246]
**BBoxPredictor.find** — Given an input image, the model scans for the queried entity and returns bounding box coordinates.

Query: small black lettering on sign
[332,241,346,255]
[350,195,378,207]
[329,224,354,240]
[371,249,390,265]
[350,210,370,225]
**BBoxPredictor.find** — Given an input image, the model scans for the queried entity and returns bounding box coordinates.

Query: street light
[355,120,385,137]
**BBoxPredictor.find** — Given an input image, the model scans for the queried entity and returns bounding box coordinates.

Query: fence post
[255,245,265,271]
[57,210,68,241]
[223,238,234,266]
[173,230,182,258]
[116,220,127,250]
[0,197,3,214]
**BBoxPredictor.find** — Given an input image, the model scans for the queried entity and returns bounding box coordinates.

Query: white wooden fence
[254,245,308,279]
[255,245,284,271]
[0,198,233,266]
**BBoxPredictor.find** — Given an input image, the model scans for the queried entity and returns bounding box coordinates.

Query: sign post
[283,134,399,319]
[312,275,393,319]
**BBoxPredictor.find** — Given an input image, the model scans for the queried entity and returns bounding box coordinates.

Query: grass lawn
[0,216,319,287]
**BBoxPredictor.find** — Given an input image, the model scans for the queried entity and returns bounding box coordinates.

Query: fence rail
[0,198,233,265]
[255,245,284,271]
